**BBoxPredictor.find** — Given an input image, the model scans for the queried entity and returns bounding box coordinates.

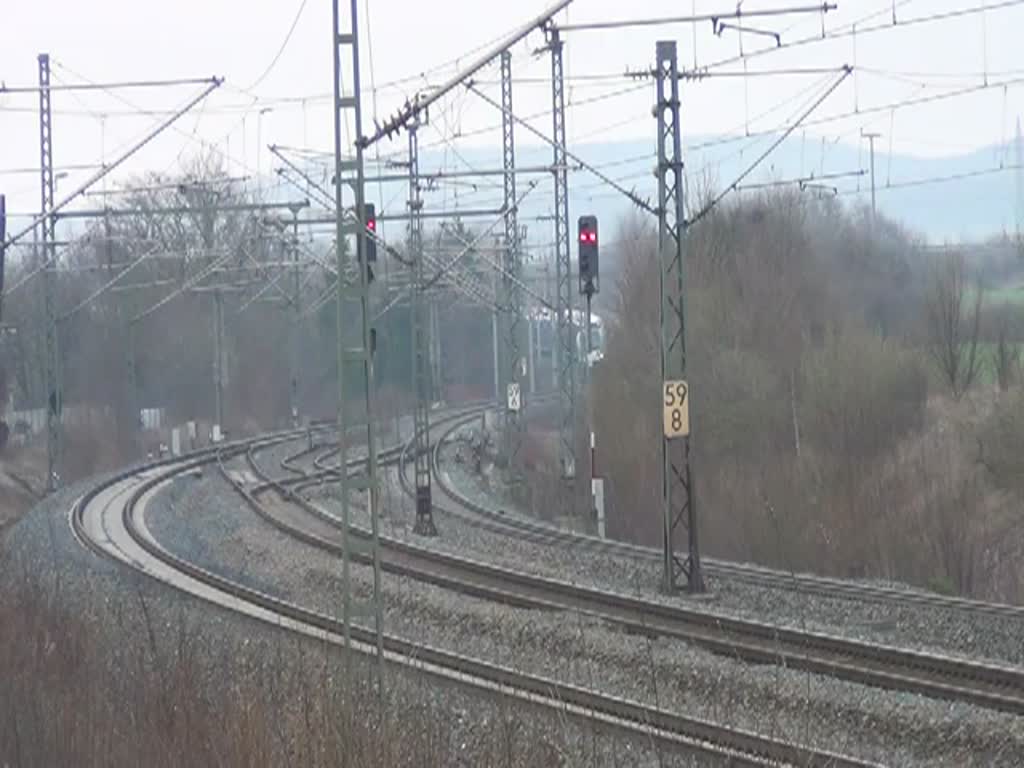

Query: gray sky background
[4,0,1024,225]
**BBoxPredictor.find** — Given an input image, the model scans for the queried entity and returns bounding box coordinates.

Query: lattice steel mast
[500,50,526,473]
[655,40,703,594]
[546,27,577,490]
[331,0,384,657]
[408,119,437,536]
[38,53,61,492]
[288,206,302,428]
[212,287,224,432]
[127,320,139,452]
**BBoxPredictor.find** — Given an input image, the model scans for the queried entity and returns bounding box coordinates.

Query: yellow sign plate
[663,379,690,438]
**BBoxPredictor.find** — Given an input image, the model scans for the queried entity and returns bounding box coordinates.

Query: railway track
[429,411,1024,622]
[67,428,875,768]
[242,412,1024,717]
[295,406,1024,622]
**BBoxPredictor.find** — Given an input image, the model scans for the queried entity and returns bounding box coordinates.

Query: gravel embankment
[318,425,1024,669]
[150,458,1024,767]
[0,465,694,768]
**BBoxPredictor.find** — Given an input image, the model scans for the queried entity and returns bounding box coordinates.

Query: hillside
[417,133,1023,244]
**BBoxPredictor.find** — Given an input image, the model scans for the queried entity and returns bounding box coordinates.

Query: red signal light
[579,230,596,244]
[367,218,376,231]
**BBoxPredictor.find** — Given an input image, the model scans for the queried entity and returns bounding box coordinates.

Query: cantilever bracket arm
[357,0,574,148]
[715,21,782,47]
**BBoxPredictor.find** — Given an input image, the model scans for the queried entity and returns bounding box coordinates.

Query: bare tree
[924,251,984,400]
[991,312,1020,392]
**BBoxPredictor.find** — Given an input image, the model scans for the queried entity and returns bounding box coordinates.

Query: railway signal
[577,215,599,297]
[578,214,601,528]
[365,203,377,263]
[363,203,376,283]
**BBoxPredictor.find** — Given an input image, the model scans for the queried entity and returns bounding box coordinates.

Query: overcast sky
[4,0,1024,226]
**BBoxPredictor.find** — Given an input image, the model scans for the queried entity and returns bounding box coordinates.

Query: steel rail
[291,407,1024,621]
[67,429,867,767]
[243,412,1024,716]
[429,411,1024,621]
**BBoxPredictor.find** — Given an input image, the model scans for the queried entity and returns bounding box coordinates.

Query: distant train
[527,307,605,367]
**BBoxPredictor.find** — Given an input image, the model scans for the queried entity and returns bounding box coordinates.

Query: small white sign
[507,382,521,412]
[563,455,575,479]
[141,408,163,430]
[592,478,605,539]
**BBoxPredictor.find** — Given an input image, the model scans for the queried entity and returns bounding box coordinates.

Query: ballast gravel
[148,454,1024,767]
[1,467,689,768]
[318,422,1024,671]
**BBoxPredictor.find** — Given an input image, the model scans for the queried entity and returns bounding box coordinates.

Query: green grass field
[912,342,1024,389]
[983,282,1024,306]
[971,341,1024,384]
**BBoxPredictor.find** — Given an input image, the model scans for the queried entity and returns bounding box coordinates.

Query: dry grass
[0,564,632,767]
[700,395,1023,601]
[0,444,45,534]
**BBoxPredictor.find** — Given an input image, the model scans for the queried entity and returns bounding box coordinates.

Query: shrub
[800,331,928,463]
[978,388,1024,493]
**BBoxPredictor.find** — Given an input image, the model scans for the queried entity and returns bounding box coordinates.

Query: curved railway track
[430,411,1024,622]
[67,428,876,768]
[240,412,1024,717]
[295,406,1024,622]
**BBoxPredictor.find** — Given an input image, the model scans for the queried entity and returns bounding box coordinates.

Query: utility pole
[212,288,224,433]
[500,49,525,474]
[491,250,500,402]
[527,314,536,395]
[656,40,703,594]
[408,119,437,536]
[289,205,301,428]
[547,26,576,497]
[0,195,6,325]
[127,320,140,455]
[1015,117,1022,249]
[204,210,224,436]
[585,299,593,357]
[120,199,304,453]
[861,130,880,233]
[257,107,272,198]
[38,53,61,492]
[331,0,384,662]
[429,298,441,402]
[187,188,227,438]
[546,260,556,391]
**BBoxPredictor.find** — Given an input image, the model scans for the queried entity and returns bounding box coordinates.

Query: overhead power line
[682,71,1024,159]
[689,67,852,226]
[0,163,103,177]
[2,79,223,251]
[59,242,164,321]
[0,76,220,95]
[372,181,541,321]
[50,59,255,183]
[698,0,1024,75]
[467,82,656,215]
[556,2,836,32]
[131,250,236,323]
[735,168,866,193]
[839,162,1024,196]
[242,0,309,92]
